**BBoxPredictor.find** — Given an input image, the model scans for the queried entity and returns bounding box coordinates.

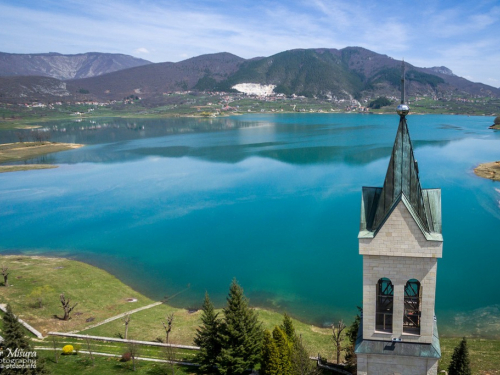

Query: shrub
[62,345,74,355]
[494,116,500,125]
[368,97,392,109]
[73,344,82,354]
[121,352,132,362]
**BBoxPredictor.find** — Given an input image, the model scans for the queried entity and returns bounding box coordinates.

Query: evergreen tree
[344,307,361,374]
[216,279,263,375]
[448,337,472,375]
[2,304,31,351]
[2,304,46,374]
[262,314,318,375]
[260,330,280,375]
[291,335,320,375]
[280,313,296,345]
[194,292,222,374]
[273,326,292,374]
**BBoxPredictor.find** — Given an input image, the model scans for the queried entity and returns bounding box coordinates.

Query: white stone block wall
[362,255,437,343]
[357,354,438,375]
[360,202,442,259]
[360,202,442,344]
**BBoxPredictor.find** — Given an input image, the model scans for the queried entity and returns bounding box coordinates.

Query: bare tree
[59,293,78,320]
[31,130,50,144]
[162,313,174,344]
[85,335,95,366]
[123,314,131,340]
[164,344,179,375]
[332,320,347,364]
[128,341,140,371]
[1,265,9,286]
[15,131,26,143]
[41,131,51,143]
[32,131,43,143]
[51,336,59,364]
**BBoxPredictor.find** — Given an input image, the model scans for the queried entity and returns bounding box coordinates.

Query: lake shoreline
[1,111,496,130]
[474,161,500,182]
[0,250,498,340]
[0,141,84,173]
[0,114,498,341]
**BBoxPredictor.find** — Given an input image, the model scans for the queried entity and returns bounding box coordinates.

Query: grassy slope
[0,256,154,335]
[0,255,499,373]
[37,351,196,375]
[0,256,333,353]
[439,338,500,374]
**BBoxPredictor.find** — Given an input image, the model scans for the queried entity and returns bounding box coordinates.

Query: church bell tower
[355,62,442,374]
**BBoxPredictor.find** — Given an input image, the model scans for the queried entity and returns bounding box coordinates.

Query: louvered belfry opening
[376,277,394,332]
[371,116,432,233]
[403,279,421,334]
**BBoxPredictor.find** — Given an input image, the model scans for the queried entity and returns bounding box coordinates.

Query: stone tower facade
[355,114,443,374]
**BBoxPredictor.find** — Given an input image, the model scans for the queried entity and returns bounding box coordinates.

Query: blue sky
[1,0,499,87]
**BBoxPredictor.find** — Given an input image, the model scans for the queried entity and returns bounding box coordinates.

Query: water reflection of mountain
[0,117,246,145]
[22,137,454,167]
[4,116,455,166]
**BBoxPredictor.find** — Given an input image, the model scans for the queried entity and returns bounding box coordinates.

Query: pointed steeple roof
[359,60,441,240]
[371,116,431,232]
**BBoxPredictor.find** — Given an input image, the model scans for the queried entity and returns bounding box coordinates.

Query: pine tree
[344,307,361,374]
[448,337,472,375]
[194,292,222,374]
[2,304,46,374]
[216,279,263,375]
[260,330,280,375]
[280,313,296,345]
[273,326,292,374]
[291,335,320,375]
[262,315,318,375]
[2,304,31,351]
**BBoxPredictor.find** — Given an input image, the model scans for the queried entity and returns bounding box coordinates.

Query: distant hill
[210,47,500,99]
[1,47,499,102]
[0,76,71,102]
[66,52,245,99]
[0,52,151,80]
[210,48,365,97]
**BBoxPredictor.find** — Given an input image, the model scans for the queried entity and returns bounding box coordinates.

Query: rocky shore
[474,161,500,181]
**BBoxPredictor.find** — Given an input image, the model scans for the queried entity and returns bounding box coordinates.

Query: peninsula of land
[0,142,83,173]
[474,161,500,182]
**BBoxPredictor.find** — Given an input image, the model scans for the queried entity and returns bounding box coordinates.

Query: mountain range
[1,47,499,103]
[0,52,151,80]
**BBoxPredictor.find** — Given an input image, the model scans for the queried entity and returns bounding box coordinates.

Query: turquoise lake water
[0,113,499,336]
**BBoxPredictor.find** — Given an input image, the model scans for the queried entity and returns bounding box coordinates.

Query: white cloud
[135,47,150,54]
[0,0,499,85]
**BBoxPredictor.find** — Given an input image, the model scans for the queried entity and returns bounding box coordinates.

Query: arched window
[404,279,421,334]
[376,278,393,332]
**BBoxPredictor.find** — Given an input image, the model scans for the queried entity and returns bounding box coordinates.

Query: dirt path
[69,301,163,334]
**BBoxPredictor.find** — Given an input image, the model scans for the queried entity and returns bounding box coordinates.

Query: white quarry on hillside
[232,83,276,96]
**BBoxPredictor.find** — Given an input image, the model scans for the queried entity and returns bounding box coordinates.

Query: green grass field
[37,350,196,375]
